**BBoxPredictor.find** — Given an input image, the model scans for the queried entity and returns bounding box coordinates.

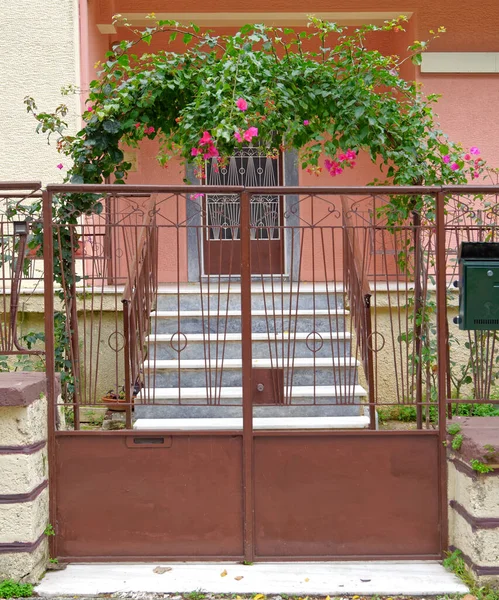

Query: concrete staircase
[134,283,370,428]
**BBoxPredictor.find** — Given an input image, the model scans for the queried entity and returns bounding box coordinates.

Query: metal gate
[39,184,457,562]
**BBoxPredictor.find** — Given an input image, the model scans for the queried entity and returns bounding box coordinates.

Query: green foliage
[451,433,463,451]
[0,580,33,599]
[470,459,494,474]
[398,405,417,422]
[447,423,462,435]
[185,591,205,600]
[44,523,55,536]
[454,403,499,417]
[25,17,484,193]
[444,549,499,600]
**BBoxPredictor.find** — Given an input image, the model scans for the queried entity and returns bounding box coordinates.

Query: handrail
[341,195,375,428]
[122,194,158,428]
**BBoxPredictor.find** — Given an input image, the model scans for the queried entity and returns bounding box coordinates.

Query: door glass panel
[205,148,281,241]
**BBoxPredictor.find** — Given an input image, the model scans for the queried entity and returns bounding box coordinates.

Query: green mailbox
[456,242,499,330]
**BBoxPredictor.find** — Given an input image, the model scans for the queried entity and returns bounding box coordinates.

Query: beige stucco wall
[0,393,49,582]
[0,0,80,183]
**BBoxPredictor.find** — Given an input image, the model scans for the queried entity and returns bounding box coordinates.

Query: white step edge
[143,357,360,370]
[157,282,345,294]
[137,384,368,400]
[133,416,370,431]
[146,331,351,342]
[151,308,349,317]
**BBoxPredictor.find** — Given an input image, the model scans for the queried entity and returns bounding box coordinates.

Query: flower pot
[102,395,128,412]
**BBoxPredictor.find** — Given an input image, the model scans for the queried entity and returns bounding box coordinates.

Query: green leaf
[102,120,121,134]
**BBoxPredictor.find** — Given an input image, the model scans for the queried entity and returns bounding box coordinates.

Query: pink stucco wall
[82,1,499,282]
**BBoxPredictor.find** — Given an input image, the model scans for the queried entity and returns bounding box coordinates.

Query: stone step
[156,286,344,311]
[136,384,366,404]
[147,331,352,360]
[133,415,371,431]
[151,309,348,334]
[142,357,360,388]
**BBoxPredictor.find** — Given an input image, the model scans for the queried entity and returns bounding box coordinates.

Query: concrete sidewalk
[36,561,468,597]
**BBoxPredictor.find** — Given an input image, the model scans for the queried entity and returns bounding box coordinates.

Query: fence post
[42,188,57,560]
[436,189,449,555]
[240,190,254,562]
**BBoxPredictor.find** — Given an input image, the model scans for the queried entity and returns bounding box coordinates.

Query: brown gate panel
[54,432,244,560]
[254,432,440,559]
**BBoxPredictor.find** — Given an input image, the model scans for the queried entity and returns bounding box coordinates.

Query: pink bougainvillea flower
[191,193,204,200]
[303,120,310,126]
[236,97,248,111]
[206,145,219,158]
[56,163,64,170]
[199,131,212,145]
[345,149,357,161]
[134,123,141,129]
[234,131,243,142]
[243,126,258,142]
[191,147,200,156]
[464,153,471,161]
[338,153,347,162]
[144,126,155,135]
[86,105,93,112]
[451,162,460,171]
[443,155,451,164]
[470,146,480,155]
[473,171,479,179]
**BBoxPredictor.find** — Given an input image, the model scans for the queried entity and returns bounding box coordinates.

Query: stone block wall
[448,416,499,588]
[0,373,50,582]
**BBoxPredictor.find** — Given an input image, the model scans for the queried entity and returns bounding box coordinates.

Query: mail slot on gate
[455,242,499,330]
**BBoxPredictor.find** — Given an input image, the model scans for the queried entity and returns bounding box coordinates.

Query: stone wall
[0,373,53,582]
[448,416,499,588]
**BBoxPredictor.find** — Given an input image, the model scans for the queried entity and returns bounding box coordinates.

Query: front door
[203,148,284,275]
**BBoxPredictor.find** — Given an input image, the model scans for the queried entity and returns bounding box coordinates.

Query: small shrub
[470,459,494,474]
[0,580,33,599]
[451,433,463,451]
[447,423,462,435]
[398,405,417,422]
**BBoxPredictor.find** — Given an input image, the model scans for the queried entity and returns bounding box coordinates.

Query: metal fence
[0,184,479,434]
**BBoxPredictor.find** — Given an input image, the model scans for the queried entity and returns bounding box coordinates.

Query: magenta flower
[234,131,243,143]
[338,153,347,162]
[345,149,357,161]
[236,98,248,111]
[243,126,259,141]
[134,123,141,129]
[191,193,204,200]
[87,105,93,112]
[451,163,460,171]
[303,120,310,126]
[191,148,200,156]
[56,163,64,170]
[443,155,451,164]
[464,153,471,161]
[473,171,479,179]
[199,131,212,145]
[470,146,480,155]
[144,126,155,135]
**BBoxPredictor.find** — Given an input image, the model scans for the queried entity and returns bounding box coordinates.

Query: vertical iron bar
[436,190,449,556]
[43,189,57,558]
[240,190,254,562]
[412,211,423,429]
[122,300,133,429]
[364,294,376,429]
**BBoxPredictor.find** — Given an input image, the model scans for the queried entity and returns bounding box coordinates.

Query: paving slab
[36,561,468,597]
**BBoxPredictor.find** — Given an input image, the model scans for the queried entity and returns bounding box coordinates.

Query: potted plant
[101,381,141,411]
[102,386,128,411]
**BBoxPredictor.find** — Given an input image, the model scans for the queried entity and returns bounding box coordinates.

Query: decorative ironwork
[205,148,280,240]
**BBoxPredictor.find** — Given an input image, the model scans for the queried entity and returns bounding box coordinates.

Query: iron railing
[31,183,499,433]
[122,194,158,428]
